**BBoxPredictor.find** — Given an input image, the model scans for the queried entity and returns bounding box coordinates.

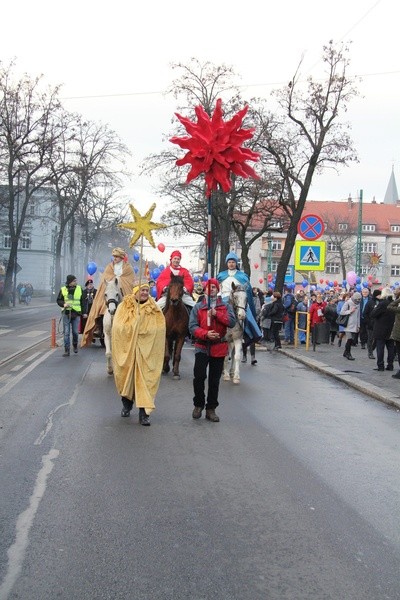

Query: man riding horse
[156,250,196,312]
[81,247,135,347]
[217,251,262,347]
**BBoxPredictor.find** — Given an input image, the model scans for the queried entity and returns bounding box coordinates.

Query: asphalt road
[0,305,399,599]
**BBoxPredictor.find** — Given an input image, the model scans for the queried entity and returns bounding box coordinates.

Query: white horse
[223,283,248,385]
[103,277,122,375]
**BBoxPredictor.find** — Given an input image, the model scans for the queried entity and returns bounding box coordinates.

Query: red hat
[206,278,220,291]
[170,250,182,260]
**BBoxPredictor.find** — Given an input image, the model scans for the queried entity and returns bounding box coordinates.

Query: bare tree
[143,60,282,274]
[48,113,131,295]
[252,42,359,292]
[0,61,63,305]
[322,210,357,280]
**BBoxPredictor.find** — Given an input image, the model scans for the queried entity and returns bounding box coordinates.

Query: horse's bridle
[106,289,122,312]
[231,286,247,312]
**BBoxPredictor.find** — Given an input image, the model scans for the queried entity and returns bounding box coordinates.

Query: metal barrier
[294,310,311,351]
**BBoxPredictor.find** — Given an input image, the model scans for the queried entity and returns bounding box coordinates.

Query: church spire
[384,166,399,204]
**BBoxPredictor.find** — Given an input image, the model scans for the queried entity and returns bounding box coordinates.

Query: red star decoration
[170,98,260,197]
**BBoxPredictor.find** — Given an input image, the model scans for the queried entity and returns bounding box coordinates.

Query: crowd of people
[56,247,400,426]
[262,285,400,377]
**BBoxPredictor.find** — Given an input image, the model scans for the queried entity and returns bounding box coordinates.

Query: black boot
[343,350,355,361]
[73,344,78,354]
[392,370,400,379]
[63,347,70,357]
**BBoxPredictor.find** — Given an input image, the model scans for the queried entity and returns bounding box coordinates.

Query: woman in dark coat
[387,287,400,378]
[370,287,395,371]
[267,291,284,350]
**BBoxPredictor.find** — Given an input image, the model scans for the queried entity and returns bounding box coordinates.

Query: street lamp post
[267,232,272,275]
[12,174,20,308]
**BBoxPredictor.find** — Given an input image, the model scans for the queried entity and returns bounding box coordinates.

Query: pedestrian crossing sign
[295,241,326,271]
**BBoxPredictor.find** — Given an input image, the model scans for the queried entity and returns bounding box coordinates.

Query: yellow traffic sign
[295,241,326,271]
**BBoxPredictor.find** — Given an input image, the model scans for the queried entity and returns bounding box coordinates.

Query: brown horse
[162,275,189,380]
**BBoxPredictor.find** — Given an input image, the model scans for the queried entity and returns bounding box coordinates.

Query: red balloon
[259,278,263,284]
[319,279,324,284]
[254,263,259,269]
[267,274,273,281]
[333,280,338,286]
[157,243,165,253]
[367,274,373,280]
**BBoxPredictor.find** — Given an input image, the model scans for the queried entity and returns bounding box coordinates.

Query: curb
[272,346,400,411]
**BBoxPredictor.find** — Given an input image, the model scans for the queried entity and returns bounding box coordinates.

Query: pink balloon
[346,271,357,286]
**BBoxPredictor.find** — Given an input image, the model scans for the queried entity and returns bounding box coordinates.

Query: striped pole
[207,194,212,325]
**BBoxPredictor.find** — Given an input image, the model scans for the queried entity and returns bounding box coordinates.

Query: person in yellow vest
[57,275,84,357]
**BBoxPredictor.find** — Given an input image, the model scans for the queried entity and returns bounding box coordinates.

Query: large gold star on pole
[117,203,167,248]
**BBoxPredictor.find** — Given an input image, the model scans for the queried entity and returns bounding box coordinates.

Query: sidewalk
[0,295,53,311]
[260,339,400,411]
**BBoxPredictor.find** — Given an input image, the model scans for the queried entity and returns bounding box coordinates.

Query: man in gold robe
[112,282,166,426]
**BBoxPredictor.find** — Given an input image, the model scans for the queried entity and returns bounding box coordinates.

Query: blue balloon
[356,276,361,284]
[159,264,165,272]
[150,287,157,298]
[87,261,97,275]
[193,275,199,282]
[152,268,160,279]
[362,281,369,288]
[355,284,362,292]
[133,252,140,262]
[302,280,308,288]
[328,281,334,287]
[202,273,209,281]
[395,281,400,287]
[133,266,139,274]
[342,280,347,287]
[310,285,316,291]
[325,286,330,291]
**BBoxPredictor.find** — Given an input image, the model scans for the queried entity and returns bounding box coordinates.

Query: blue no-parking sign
[297,214,325,241]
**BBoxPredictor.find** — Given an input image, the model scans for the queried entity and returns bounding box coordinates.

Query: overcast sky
[2,0,399,262]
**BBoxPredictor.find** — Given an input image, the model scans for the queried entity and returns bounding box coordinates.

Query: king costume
[112,284,166,418]
[217,251,262,345]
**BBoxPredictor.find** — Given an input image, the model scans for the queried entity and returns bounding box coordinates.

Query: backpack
[284,294,297,315]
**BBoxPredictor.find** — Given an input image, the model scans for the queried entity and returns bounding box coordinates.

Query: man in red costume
[156,250,195,310]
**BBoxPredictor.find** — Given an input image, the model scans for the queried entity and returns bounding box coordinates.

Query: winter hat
[351,292,362,304]
[132,282,150,296]
[225,251,239,265]
[112,247,126,258]
[206,278,220,292]
[66,275,77,286]
[85,278,93,287]
[170,250,182,261]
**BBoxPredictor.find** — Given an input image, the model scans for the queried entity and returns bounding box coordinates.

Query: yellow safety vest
[61,286,82,314]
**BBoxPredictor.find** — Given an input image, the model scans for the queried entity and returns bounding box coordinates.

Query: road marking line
[0,448,59,600]
[0,350,56,399]
[18,330,47,338]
